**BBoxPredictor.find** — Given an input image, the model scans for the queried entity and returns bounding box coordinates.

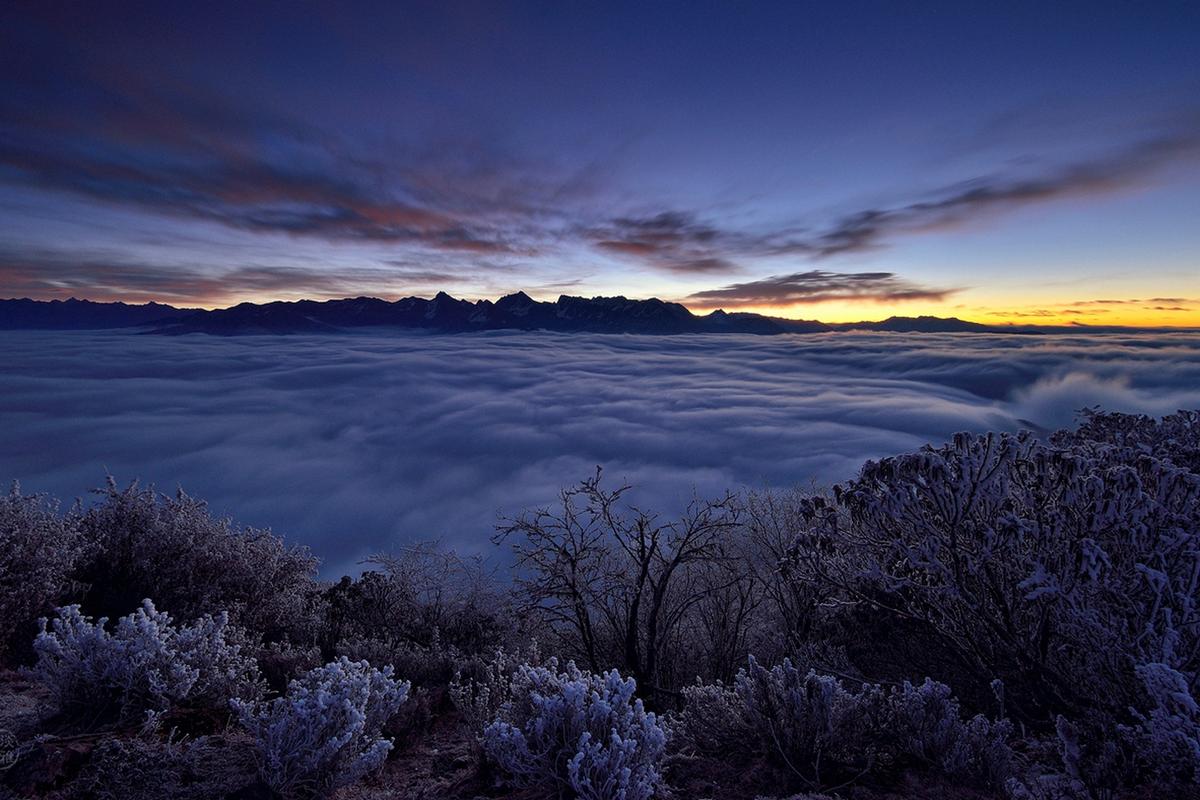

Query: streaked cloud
[0,250,456,305]
[575,126,1200,278]
[587,212,740,274]
[0,68,586,256]
[772,130,1200,258]
[683,270,958,309]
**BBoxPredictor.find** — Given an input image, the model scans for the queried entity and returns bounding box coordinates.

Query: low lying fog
[3,330,1198,575]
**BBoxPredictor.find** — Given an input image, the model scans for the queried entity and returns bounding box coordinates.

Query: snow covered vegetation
[232,658,409,798]
[0,408,1197,799]
[33,600,262,725]
[481,659,667,800]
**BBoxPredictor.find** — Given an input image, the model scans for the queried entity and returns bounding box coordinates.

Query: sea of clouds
[2,329,1198,575]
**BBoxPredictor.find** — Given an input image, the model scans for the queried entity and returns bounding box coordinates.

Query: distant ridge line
[0,294,1183,335]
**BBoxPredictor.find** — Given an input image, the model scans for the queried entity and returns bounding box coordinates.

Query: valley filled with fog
[2,329,1198,575]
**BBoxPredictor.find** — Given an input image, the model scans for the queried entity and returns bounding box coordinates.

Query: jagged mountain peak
[1,293,1027,336]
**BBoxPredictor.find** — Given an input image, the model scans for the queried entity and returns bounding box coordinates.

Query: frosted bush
[482,658,667,800]
[1055,408,1200,474]
[232,657,409,799]
[888,678,1013,786]
[449,648,517,739]
[677,659,1012,790]
[0,484,84,665]
[79,480,319,642]
[789,422,1200,723]
[336,628,459,687]
[674,680,754,758]
[32,599,261,726]
[735,657,884,786]
[173,611,265,708]
[81,733,258,800]
[1004,717,1121,800]
[1126,662,1200,784]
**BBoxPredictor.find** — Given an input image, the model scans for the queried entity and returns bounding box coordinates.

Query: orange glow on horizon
[28,288,1200,329]
[680,298,1200,328]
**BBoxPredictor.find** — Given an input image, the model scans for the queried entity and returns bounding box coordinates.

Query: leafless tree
[495,468,743,699]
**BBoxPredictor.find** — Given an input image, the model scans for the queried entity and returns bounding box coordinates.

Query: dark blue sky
[2,1,1198,323]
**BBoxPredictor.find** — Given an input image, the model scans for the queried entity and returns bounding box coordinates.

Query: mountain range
[0,294,1006,335]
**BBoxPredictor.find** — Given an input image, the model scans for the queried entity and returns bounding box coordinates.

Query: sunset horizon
[6,286,1200,329]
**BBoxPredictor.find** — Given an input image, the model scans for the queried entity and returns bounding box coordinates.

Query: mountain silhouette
[2,294,1008,335]
[0,297,197,329]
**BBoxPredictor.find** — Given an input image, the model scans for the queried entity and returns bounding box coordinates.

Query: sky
[1,1,1198,325]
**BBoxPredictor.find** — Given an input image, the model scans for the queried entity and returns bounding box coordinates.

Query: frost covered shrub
[257,640,323,693]
[336,629,460,687]
[888,678,1013,786]
[674,679,755,759]
[1125,662,1200,784]
[78,481,320,643]
[32,600,262,726]
[789,423,1200,723]
[322,546,510,661]
[450,642,547,749]
[676,659,1012,791]
[735,657,885,787]
[233,657,409,799]
[80,733,258,800]
[450,663,510,745]
[0,484,84,665]
[482,659,667,800]
[987,660,1196,798]
[1005,716,1133,800]
[1055,408,1200,475]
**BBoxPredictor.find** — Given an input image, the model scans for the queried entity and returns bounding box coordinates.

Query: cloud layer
[1,330,1198,576]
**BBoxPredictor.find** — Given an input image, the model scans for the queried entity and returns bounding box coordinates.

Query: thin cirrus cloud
[0,250,457,305]
[772,129,1200,258]
[682,270,958,309]
[577,125,1200,285]
[0,133,515,254]
[0,247,562,307]
[1,329,1198,576]
[0,67,582,256]
[1071,297,1197,308]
